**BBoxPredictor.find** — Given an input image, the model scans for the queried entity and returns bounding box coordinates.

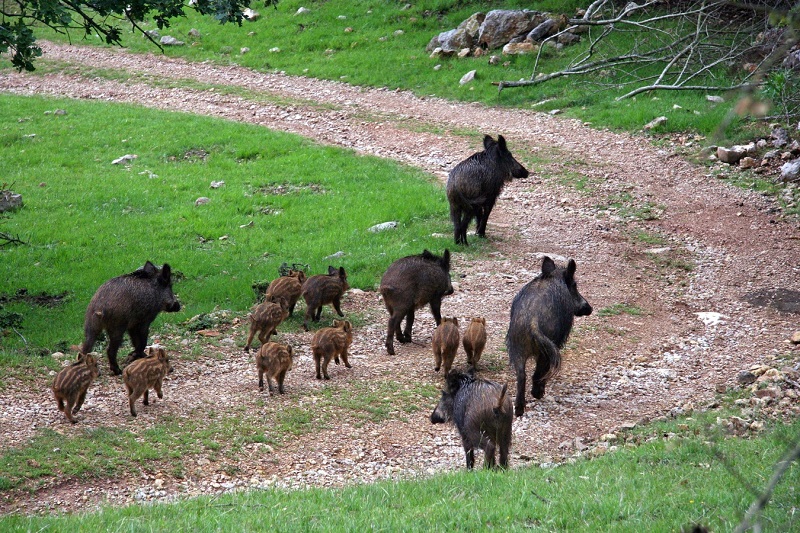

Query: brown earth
[1,41,799,514]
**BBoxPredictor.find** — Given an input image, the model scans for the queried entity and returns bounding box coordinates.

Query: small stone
[737,371,757,385]
[195,197,210,206]
[269,47,281,53]
[706,95,724,103]
[549,109,561,115]
[459,70,477,85]
[739,157,756,169]
[433,64,442,71]
[295,7,310,15]
[368,221,398,233]
[790,331,800,344]
[780,159,800,182]
[488,55,500,65]
[457,48,471,58]
[240,47,250,55]
[188,28,201,38]
[160,36,185,46]
[643,116,667,130]
[111,154,137,165]
[210,180,225,189]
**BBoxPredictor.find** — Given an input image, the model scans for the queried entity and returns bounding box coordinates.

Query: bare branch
[733,437,800,533]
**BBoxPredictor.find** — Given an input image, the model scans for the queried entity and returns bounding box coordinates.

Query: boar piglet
[311,319,353,380]
[301,266,349,331]
[462,317,487,368]
[446,135,528,245]
[432,317,460,377]
[256,342,295,394]
[81,261,181,375]
[123,345,173,417]
[379,249,454,355]
[265,270,306,317]
[52,352,100,423]
[244,295,289,352]
[430,370,513,469]
[506,256,592,416]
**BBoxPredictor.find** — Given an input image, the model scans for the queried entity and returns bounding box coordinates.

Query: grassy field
[1,409,797,531]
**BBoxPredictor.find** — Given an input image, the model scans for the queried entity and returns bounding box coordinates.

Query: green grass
[23,0,757,141]
[0,93,454,356]
[2,414,797,531]
[597,303,644,317]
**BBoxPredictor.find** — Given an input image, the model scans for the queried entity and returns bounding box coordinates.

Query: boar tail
[531,325,561,382]
[493,383,508,417]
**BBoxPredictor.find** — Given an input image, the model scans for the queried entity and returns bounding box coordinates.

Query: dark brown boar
[265,270,306,317]
[256,342,295,394]
[311,319,353,380]
[301,266,349,331]
[122,345,173,417]
[432,317,460,377]
[506,256,592,416]
[379,249,454,355]
[430,370,513,469]
[52,352,100,423]
[81,261,181,375]
[463,317,487,368]
[446,135,529,245]
[244,296,290,352]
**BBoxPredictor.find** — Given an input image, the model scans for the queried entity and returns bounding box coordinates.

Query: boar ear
[143,261,157,276]
[159,264,172,285]
[566,259,577,281]
[339,266,346,278]
[421,249,434,260]
[442,249,451,270]
[483,135,495,150]
[327,265,337,275]
[497,135,507,151]
[541,256,556,277]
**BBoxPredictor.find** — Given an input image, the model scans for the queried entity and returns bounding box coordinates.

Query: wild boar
[52,352,100,423]
[311,319,353,380]
[122,345,173,417]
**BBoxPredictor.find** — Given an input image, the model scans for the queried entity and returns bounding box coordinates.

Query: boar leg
[56,394,65,412]
[341,350,351,369]
[314,352,323,380]
[74,388,88,413]
[321,355,331,380]
[429,298,443,326]
[129,395,138,417]
[482,438,496,469]
[332,297,344,317]
[106,330,126,375]
[400,309,414,343]
[450,205,469,246]
[277,371,286,394]
[143,389,150,406]
[433,346,442,372]
[463,443,475,470]
[385,313,403,355]
[267,376,275,395]
[63,399,76,423]
[155,378,163,400]
[514,366,527,417]
[258,369,265,391]
[244,325,258,352]
[476,199,497,237]
[129,325,149,360]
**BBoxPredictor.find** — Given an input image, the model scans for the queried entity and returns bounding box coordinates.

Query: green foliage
[0,0,279,71]
[761,69,800,122]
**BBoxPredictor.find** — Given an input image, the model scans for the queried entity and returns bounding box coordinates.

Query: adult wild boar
[506,256,592,416]
[380,249,454,355]
[446,135,529,246]
[81,261,181,375]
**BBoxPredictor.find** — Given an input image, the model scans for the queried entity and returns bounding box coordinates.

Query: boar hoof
[345,362,351,369]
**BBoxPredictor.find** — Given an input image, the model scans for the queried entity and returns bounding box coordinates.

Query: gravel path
[1,41,798,514]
